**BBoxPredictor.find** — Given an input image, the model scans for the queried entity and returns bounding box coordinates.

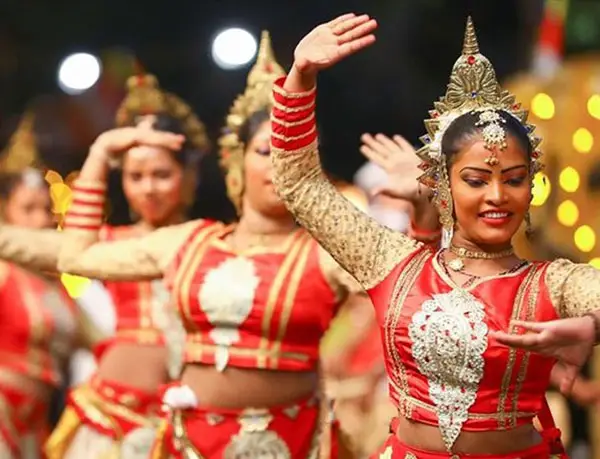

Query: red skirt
[151,393,328,459]
[0,381,49,458]
[372,434,557,459]
[45,375,162,459]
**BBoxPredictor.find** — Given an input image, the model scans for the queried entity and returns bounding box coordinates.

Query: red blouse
[165,221,343,372]
[100,225,166,346]
[0,262,79,385]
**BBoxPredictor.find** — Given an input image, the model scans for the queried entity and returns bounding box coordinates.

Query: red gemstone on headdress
[532,151,540,158]
[512,103,522,110]
[467,55,476,65]
[136,75,145,86]
[266,63,272,73]
[441,200,448,209]
[432,112,439,119]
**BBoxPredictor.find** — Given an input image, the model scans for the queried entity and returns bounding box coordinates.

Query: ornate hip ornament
[408,288,488,451]
[198,257,260,371]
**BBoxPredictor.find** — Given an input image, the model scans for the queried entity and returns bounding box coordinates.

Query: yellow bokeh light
[574,225,596,253]
[572,128,594,154]
[556,200,579,226]
[531,93,555,120]
[530,172,551,207]
[588,94,600,120]
[558,167,580,192]
[589,258,600,269]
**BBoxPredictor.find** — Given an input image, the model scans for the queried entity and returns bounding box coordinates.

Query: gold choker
[447,245,515,272]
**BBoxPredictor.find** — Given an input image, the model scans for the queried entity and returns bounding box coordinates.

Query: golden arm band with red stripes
[271,77,317,150]
[63,180,106,231]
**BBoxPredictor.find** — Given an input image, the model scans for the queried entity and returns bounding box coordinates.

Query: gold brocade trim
[173,225,224,333]
[394,389,536,422]
[44,406,81,459]
[271,126,317,142]
[115,328,164,344]
[385,251,430,417]
[184,342,310,363]
[270,238,313,368]
[496,268,537,428]
[510,268,542,429]
[258,233,308,368]
[272,83,316,99]
[271,112,316,128]
[272,99,316,114]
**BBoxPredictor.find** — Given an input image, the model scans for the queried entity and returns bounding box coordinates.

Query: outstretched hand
[359,133,424,203]
[293,13,378,75]
[491,316,596,394]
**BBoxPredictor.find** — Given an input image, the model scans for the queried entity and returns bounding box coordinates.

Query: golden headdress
[416,17,543,246]
[219,30,286,214]
[0,111,43,174]
[115,73,210,154]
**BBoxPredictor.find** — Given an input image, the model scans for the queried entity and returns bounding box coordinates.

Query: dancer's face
[122,145,185,226]
[3,177,53,229]
[449,135,531,247]
[242,120,289,218]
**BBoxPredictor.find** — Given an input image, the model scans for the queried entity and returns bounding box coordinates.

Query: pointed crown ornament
[219,30,286,215]
[115,73,210,154]
[0,111,43,174]
[415,17,543,246]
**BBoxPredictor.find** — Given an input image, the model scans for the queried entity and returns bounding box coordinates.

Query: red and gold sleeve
[59,179,200,281]
[270,78,420,290]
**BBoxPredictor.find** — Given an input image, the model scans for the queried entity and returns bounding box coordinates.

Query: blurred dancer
[0,114,101,459]
[52,32,363,458]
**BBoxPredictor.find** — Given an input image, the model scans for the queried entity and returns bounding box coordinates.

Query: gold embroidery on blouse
[497,267,536,428]
[409,288,488,451]
[510,266,542,429]
[258,233,307,368]
[172,224,223,334]
[199,257,260,372]
[546,258,600,318]
[270,239,312,368]
[386,250,430,418]
[270,137,419,290]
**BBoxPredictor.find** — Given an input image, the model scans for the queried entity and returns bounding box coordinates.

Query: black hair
[441,110,532,167]
[238,109,270,149]
[122,113,202,169]
[0,170,47,201]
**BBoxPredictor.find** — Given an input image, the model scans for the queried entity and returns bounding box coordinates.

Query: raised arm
[0,225,63,272]
[58,126,199,281]
[270,14,420,289]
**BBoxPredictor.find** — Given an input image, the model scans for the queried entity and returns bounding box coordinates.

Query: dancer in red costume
[53,32,369,458]
[0,114,101,459]
[0,76,209,459]
[269,13,600,458]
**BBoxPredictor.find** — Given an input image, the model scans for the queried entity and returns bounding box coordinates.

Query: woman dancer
[51,31,419,458]
[0,76,209,458]
[269,13,600,458]
[0,114,101,459]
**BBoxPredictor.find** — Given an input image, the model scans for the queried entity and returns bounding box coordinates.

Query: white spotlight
[212,28,257,70]
[57,52,102,95]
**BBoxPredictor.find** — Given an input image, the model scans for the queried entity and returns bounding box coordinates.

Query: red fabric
[367,249,559,431]
[371,432,553,459]
[0,264,78,386]
[153,395,323,458]
[99,225,167,341]
[68,375,161,438]
[538,8,565,55]
[346,323,384,375]
[166,222,341,372]
[0,383,49,457]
